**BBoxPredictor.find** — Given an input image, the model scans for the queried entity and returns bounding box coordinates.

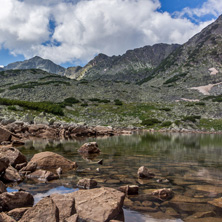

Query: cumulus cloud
[0,0,218,65]
[176,0,222,20]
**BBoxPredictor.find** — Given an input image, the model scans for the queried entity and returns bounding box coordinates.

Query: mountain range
[1,14,222,102]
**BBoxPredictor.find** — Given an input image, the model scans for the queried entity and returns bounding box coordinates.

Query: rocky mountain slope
[65,43,180,82]
[3,56,65,75]
[141,15,222,101]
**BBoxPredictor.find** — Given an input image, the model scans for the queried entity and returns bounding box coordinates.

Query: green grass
[199,119,222,131]
[0,97,64,116]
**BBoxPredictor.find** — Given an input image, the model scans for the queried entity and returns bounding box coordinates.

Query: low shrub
[182,115,201,123]
[114,99,123,106]
[141,118,161,126]
[161,121,172,127]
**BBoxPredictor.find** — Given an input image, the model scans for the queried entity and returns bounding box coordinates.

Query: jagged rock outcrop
[65,43,180,82]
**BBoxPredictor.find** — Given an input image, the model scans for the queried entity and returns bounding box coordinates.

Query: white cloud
[0,65,4,68]
[0,0,219,65]
[176,0,222,21]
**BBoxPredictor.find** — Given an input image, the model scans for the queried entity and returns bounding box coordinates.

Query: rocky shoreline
[0,121,137,147]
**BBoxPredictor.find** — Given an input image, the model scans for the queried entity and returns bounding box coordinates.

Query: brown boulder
[0,191,34,212]
[94,126,114,135]
[78,142,101,154]
[50,193,76,221]
[208,197,222,208]
[0,212,16,222]
[152,188,174,200]
[0,147,27,167]
[7,207,30,221]
[19,196,59,222]
[0,127,12,143]
[137,166,155,179]
[15,162,27,171]
[0,155,10,174]
[72,187,125,222]
[77,178,98,189]
[0,181,6,194]
[119,185,139,195]
[27,169,59,182]
[3,166,22,182]
[26,151,77,172]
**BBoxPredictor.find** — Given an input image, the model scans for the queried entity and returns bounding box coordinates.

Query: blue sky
[0,0,220,68]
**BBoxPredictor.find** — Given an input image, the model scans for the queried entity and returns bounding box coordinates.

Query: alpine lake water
[11,132,222,222]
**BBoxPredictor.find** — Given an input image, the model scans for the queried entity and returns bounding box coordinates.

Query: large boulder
[25,151,77,172]
[3,166,22,182]
[0,191,34,212]
[72,187,125,222]
[0,181,6,193]
[0,127,12,143]
[78,142,101,154]
[50,193,76,221]
[19,197,59,222]
[0,147,27,167]
[27,169,59,182]
[137,166,155,179]
[0,155,9,174]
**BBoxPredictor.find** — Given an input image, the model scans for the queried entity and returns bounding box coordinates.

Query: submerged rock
[119,185,139,195]
[0,191,34,212]
[19,196,59,222]
[25,151,77,172]
[152,188,174,200]
[78,142,101,154]
[77,178,98,189]
[137,166,155,179]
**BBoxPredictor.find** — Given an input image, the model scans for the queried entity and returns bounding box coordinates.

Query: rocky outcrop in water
[78,142,101,154]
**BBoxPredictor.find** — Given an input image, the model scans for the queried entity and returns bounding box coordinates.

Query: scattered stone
[15,162,27,171]
[7,207,30,221]
[96,168,100,172]
[20,162,37,173]
[137,166,155,179]
[156,178,169,183]
[27,169,59,182]
[56,167,62,176]
[0,127,12,143]
[19,196,59,222]
[3,166,22,182]
[97,159,103,165]
[0,212,16,222]
[119,185,139,195]
[26,151,78,172]
[0,181,6,194]
[152,188,174,200]
[0,147,27,167]
[50,193,75,221]
[72,187,125,222]
[77,178,98,189]
[78,142,101,154]
[0,191,34,212]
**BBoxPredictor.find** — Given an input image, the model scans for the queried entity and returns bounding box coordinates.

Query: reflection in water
[17,132,222,221]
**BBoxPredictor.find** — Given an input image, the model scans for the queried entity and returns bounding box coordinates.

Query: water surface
[15,132,222,221]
